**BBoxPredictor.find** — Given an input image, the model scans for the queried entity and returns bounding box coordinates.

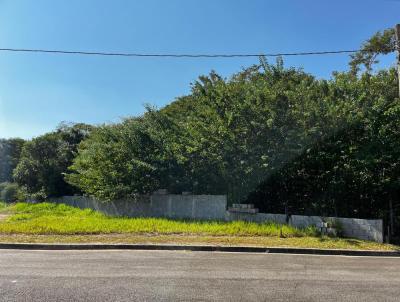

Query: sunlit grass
[0,202,396,250]
[0,234,396,251]
[0,202,317,237]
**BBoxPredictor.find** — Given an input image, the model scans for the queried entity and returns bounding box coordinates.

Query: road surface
[0,249,399,301]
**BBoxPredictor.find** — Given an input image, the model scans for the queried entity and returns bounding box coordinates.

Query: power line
[0,47,361,58]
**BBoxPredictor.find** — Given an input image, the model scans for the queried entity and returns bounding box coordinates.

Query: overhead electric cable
[0,48,363,58]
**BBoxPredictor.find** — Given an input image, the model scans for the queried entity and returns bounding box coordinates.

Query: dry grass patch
[0,234,397,251]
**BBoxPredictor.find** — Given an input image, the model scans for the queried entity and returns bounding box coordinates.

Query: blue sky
[0,0,399,139]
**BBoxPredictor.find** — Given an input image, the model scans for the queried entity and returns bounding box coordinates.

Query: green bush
[0,182,6,192]
[0,182,19,203]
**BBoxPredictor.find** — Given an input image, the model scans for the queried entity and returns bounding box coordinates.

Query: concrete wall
[226,212,383,243]
[49,194,227,220]
[334,217,383,243]
[291,215,383,242]
[225,212,287,224]
[49,195,383,243]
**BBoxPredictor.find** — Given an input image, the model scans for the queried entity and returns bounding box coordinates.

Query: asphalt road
[0,249,399,301]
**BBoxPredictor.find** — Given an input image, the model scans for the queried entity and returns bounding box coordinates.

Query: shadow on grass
[317,236,360,246]
[317,236,400,251]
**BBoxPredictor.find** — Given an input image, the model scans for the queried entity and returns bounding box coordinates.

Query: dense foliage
[349,28,397,75]
[248,69,400,218]
[0,182,20,203]
[67,59,336,202]
[1,28,399,225]
[0,138,24,183]
[13,123,92,199]
[67,61,400,220]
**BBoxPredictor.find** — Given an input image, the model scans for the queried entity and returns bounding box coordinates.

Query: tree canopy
[13,123,92,199]
[66,44,400,220]
[1,27,399,223]
[0,138,25,183]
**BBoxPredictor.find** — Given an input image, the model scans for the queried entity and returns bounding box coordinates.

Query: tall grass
[0,202,319,237]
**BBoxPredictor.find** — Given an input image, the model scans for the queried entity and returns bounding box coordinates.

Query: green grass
[0,200,10,213]
[0,202,317,237]
[0,202,397,251]
[0,234,397,251]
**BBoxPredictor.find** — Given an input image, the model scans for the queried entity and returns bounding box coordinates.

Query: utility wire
[0,48,362,58]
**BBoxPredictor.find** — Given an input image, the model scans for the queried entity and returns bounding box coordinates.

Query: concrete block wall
[290,215,383,243]
[49,195,383,243]
[149,194,227,220]
[50,194,227,220]
[335,217,383,243]
[291,215,324,228]
[225,212,287,224]
[225,212,383,243]
[50,195,153,217]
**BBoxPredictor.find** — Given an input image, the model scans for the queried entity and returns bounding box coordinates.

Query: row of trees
[0,123,92,201]
[1,28,399,224]
[65,63,399,219]
[0,138,24,184]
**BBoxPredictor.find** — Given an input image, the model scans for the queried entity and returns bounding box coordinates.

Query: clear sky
[0,0,399,139]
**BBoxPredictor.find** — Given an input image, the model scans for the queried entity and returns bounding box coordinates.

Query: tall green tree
[65,110,186,200]
[0,138,25,183]
[67,58,338,202]
[248,68,400,218]
[349,28,397,75]
[13,123,92,199]
[66,27,400,225]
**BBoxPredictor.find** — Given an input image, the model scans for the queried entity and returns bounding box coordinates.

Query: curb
[0,243,399,257]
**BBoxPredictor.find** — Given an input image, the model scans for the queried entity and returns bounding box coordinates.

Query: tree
[0,182,19,203]
[13,123,92,199]
[67,58,336,202]
[66,27,400,229]
[66,110,186,201]
[0,138,25,183]
[248,68,400,219]
[349,28,396,75]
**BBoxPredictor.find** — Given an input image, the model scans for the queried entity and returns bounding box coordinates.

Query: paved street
[0,249,399,301]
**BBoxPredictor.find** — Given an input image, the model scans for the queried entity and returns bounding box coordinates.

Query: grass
[0,202,316,237]
[0,234,397,251]
[0,202,397,251]
[0,201,6,210]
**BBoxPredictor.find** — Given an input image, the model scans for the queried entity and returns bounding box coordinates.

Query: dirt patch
[0,214,10,222]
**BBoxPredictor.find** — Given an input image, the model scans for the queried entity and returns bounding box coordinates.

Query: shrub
[0,182,20,203]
